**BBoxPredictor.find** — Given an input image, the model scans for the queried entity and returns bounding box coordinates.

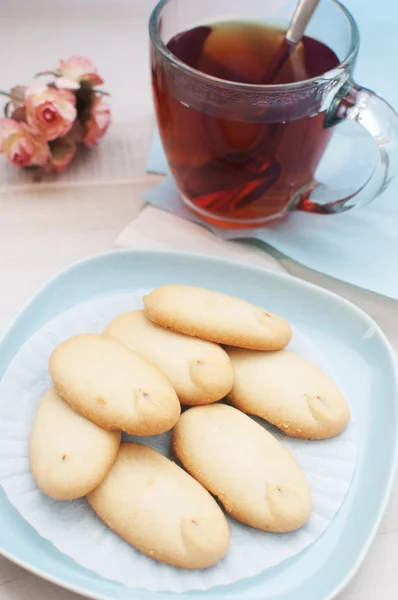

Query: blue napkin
[145,0,398,300]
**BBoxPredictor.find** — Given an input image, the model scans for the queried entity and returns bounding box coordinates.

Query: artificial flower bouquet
[0,57,111,179]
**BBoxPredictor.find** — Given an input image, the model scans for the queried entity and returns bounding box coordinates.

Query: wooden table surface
[1,1,397,598]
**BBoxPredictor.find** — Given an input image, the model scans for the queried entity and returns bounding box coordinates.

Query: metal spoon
[262,0,321,84]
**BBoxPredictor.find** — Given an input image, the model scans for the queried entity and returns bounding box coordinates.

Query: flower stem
[0,91,11,98]
[35,71,59,78]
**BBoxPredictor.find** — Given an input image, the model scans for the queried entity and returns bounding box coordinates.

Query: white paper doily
[0,290,357,593]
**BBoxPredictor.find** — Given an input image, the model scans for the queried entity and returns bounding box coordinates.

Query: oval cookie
[49,334,181,435]
[87,442,230,569]
[143,284,291,350]
[30,387,121,500]
[172,404,311,532]
[227,348,350,439]
[104,310,234,406]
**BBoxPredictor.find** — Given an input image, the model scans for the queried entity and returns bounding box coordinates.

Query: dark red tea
[152,21,340,225]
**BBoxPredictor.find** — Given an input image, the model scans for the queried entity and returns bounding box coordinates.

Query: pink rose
[56,56,104,90]
[83,96,111,147]
[25,85,76,141]
[0,118,20,148]
[0,118,50,167]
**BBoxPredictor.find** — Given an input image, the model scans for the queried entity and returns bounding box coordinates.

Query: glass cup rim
[149,0,360,91]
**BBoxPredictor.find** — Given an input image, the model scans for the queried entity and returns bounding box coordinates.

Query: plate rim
[0,248,397,600]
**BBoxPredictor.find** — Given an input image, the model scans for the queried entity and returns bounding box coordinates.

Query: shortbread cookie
[30,387,121,500]
[104,310,233,406]
[227,348,350,439]
[172,404,311,532]
[143,284,291,350]
[49,334,180,435]
[87,442,230,569]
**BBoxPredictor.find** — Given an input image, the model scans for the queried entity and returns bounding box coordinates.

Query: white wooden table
[1,1,397,598]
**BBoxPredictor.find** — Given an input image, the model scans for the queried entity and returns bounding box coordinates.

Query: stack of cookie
[29,284,350,570]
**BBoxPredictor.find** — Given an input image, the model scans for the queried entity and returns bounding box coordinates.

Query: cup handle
[295,81,398,214]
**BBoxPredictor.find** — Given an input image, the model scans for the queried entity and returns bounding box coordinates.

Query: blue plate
[0,249,397,600]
